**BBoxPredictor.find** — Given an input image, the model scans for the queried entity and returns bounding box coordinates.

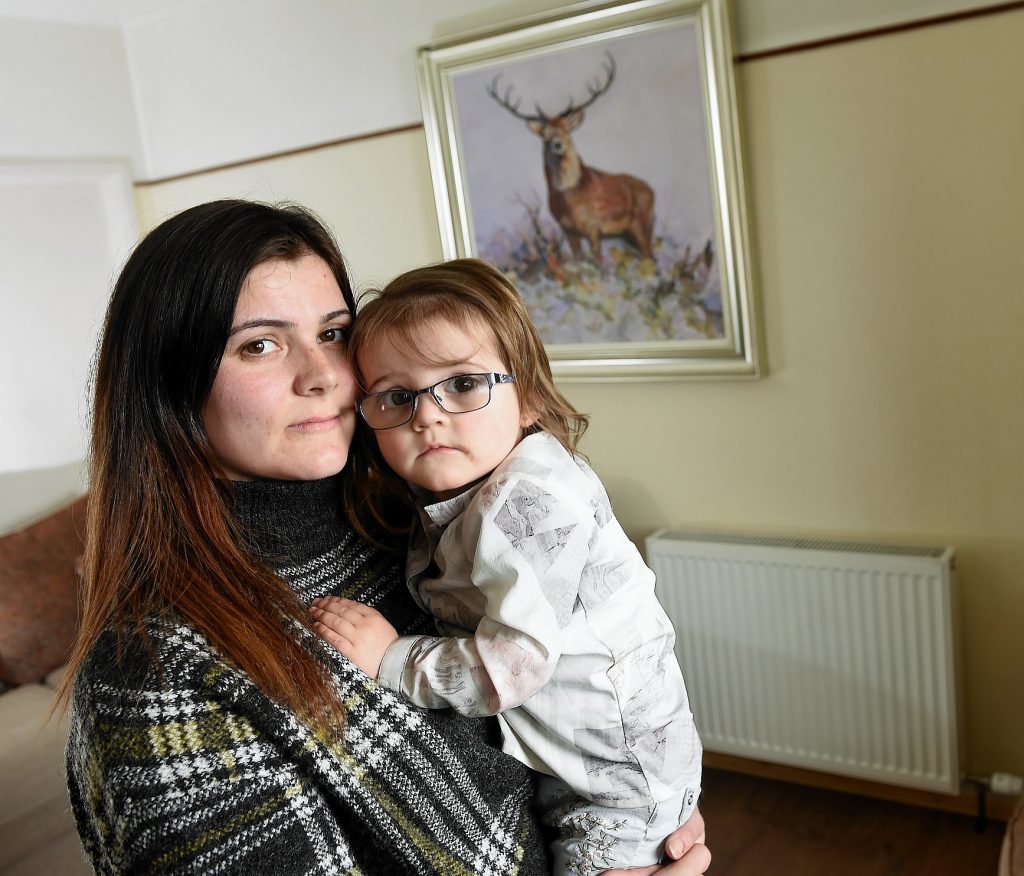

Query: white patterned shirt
[378,432,701,807]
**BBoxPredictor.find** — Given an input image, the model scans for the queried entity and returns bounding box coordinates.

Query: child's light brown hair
[344,258,588,542]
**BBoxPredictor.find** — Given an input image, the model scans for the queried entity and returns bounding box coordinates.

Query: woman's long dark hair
[57,200,354,725]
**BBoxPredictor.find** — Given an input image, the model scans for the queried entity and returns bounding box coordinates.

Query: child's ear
[520,404,540,429]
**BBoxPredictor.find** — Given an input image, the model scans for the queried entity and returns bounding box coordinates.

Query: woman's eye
[241,337,280,356]
[448,374,485,394]
[320,326,349,344]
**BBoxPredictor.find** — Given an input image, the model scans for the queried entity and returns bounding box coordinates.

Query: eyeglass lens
[359,372,513,430]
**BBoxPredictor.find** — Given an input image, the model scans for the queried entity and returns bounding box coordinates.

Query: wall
[1,0,1019,776]
[122,0,1007,181]
[133,132,441,289]
[0,16,141,167]
[0,16,141,532]
[616,9,1024,777]
[124,0,582,180]
[135,7,1024,779]
[0,162,137,532]
[732,0,1013,53]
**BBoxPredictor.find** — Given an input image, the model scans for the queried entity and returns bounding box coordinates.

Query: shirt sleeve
[379,473,595,717]
[66,667,355,873]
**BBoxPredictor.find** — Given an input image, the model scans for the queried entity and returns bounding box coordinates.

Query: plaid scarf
[66,477,548,874]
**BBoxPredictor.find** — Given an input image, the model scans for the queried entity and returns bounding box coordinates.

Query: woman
[60,199,710,875]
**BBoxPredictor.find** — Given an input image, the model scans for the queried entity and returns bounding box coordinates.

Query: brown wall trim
[736,0,1024,63]
[136,2,1023,186]
[135,122,424,187]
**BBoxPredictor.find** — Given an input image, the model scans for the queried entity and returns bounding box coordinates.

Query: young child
[311,259,702,875]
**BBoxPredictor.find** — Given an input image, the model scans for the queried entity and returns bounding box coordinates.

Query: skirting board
[704,752,1020,822]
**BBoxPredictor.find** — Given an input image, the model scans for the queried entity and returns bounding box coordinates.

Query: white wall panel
[0,162,137,477]
[0,17,142,169]
[123,0,583,180]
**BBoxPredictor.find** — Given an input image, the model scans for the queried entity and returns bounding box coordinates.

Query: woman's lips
[290,414,340,433]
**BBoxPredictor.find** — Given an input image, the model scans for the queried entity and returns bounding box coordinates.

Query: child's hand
[310,597,399,679]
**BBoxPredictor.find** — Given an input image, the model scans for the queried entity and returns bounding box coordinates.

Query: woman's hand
[310,597,399,679]
[601,807,709,876]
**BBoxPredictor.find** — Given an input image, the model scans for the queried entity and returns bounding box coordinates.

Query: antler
[486,74,546,122]
[558,52,616,118]
[486,52,617,123]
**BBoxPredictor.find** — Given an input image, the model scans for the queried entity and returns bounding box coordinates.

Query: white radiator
[646,529,963,794]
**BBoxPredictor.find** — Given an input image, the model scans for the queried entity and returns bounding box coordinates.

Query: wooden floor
[699,768,1006,875]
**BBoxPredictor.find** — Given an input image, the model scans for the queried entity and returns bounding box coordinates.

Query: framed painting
[417,0,759,380]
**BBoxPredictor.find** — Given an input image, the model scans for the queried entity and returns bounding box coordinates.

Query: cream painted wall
[136,8,1024,778]
[579,10,1024,777]
[733,0,1012,54]
[134,130,442,292]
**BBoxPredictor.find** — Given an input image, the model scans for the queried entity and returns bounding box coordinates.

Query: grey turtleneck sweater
[66,476,549,874]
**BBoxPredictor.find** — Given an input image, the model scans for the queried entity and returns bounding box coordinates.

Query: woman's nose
[294,344,342,395]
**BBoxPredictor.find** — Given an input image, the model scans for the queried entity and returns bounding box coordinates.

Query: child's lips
[418,444,458,458]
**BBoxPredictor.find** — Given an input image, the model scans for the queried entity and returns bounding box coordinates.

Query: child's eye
[447,374,486,395]
[381,389,415,410]
[241,337,280,357]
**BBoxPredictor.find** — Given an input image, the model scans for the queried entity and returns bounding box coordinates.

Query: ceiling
[0,0,197,27]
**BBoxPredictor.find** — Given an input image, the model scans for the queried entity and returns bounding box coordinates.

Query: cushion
[0,497,86,685]
[1003,793,1024,876]
[43,664,68,689]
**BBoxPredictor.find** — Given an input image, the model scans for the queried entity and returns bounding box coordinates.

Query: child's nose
[411,390,447,428]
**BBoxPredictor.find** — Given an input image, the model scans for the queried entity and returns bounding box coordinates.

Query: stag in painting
[453,24,722,346]
[487,54,656,267]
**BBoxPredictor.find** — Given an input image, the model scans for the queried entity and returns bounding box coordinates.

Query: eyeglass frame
[357,371,517,430]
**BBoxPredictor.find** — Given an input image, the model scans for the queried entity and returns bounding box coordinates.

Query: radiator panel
[647,530,962,794]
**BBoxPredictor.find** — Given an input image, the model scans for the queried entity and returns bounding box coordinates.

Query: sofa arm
[1001,794,1024,876]
[0,683,76,870]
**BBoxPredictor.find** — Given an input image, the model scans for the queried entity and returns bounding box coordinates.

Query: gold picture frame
[417,0,759,381]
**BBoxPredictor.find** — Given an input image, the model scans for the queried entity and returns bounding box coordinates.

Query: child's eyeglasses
[358,372,516,430]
